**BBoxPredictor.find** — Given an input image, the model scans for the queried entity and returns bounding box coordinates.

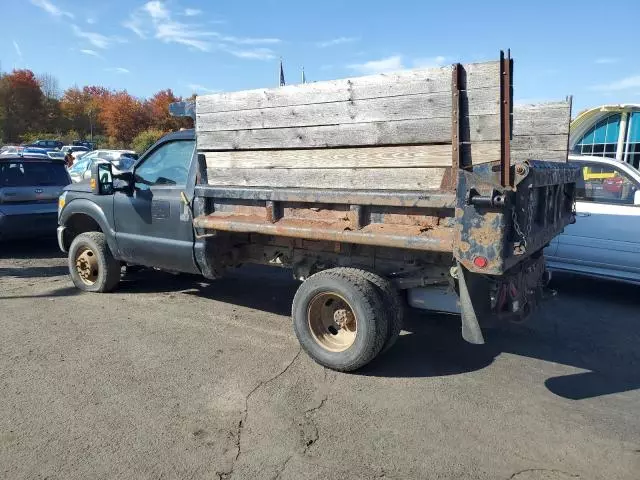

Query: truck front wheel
[68,232,121,293]
[292,268,389,372]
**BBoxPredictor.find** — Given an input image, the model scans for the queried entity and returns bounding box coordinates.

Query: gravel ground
[1,238,639,480]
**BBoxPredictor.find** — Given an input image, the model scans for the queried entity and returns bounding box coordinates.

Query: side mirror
[90,161,114,195]
[634,190,640,206]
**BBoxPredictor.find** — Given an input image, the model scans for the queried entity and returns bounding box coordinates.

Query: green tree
[131,128,164,154]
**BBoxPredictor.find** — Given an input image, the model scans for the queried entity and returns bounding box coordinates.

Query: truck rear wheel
[330,268,404,354]
[68,232,121,293]
[292,268,389,372]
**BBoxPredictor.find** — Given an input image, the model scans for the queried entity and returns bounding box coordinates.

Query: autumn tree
[100,91,150,146]
[146,89,193,131]
[60,85,111,139]
[0,69,45,142]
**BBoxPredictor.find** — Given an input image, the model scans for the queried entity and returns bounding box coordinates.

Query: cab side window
[575,162,638,205]
[134,140,195,188]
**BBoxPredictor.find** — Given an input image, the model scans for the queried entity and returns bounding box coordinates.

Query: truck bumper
[57,226,67,253]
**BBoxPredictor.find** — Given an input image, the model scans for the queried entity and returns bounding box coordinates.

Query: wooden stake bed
[190,53,575,264]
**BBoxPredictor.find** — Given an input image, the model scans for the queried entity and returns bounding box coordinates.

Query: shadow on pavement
[98,264,640,400]
[0,237,63,260]
[0,265,68,278]
[0,285,81,300]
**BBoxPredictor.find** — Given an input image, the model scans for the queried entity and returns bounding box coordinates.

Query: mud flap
[456,262,487,345]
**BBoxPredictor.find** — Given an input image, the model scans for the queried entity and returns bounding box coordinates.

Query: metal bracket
[499,50,513,188]
[451,63,463,173]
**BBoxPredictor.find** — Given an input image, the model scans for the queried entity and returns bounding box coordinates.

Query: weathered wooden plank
[197,88,499,133]
[197,115,501,150]
[511,148,568,162]
[203,143,501,169]
[196,100,571,151]
[205,167,448,190]
[196,62,500,114]
[512,134,569,152]
[513,102,571,136]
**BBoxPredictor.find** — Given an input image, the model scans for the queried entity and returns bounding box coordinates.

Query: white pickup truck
[546,155,640,284]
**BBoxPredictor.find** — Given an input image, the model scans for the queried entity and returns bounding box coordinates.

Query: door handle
[575,212,591,217]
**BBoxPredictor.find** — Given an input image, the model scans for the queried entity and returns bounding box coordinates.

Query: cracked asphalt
[1,239,639,480]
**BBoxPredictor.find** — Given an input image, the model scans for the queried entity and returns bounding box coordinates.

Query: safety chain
[512,195,534,252]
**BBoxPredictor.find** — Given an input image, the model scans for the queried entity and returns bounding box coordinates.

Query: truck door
[113,138,199,273]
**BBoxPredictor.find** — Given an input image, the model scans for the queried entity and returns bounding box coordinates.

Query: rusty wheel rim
[307,292,357,352]
[75,247,99,286]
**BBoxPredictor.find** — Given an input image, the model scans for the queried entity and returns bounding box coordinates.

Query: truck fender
[59,199,120,258]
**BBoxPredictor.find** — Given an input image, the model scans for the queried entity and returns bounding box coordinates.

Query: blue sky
[1,0,639,114]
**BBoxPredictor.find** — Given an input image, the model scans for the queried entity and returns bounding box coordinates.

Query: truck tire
[292,268,389,372]
[68,232,121,293]
[330,268,404,354]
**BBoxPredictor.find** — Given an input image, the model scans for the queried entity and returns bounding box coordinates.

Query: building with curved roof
[570,104,640,168]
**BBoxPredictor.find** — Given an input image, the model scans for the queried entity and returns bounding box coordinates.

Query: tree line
[0,69,194,153]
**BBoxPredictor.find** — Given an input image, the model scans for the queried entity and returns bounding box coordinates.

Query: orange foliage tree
[146,89,192,132]
[0,69,45,142]
[100,91,150,146]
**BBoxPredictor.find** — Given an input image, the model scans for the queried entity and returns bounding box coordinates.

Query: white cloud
[86,17,96,24]
[348,55,404,75]
[226,48,276,60]
[123,1,280,57]
[30,0,73,18]
[184,8,202,16]
[217,34,280,45]
[316,36,359,48]
[72,25,124,49]
[589,75,640,92]
[595,57,619,65]
[105,67,130,74]
[412,56,447,68]
[124,1,215,51]
[80,49,103,58]
[13,40,22,58]
[187,83,220,94]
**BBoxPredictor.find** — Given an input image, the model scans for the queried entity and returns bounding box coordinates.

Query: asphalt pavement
[1,238,638,480]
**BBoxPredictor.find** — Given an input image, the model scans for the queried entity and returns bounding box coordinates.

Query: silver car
[68,150,137,183]
[546,155,640,284]
[0,155,71,240]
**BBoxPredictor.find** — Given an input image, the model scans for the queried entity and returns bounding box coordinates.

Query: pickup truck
[57,53,580,371]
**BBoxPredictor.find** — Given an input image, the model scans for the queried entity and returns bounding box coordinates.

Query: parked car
[61,145,90,155]
[67,150,137,182]
[72,140,96,151]
[0,154,71,241]
[546,155,640,284]
[22,147,52,157]
[0,146,24,156]
[25,139,64,150]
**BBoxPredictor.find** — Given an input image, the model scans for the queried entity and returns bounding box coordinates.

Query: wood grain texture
[196,88,500,133]
[205,167,448,190]
[513,101,571,136]
[197,115,502,150]
[196,62,500,114]
[203,143,501,169]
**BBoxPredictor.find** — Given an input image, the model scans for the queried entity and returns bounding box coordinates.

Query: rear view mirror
[634,190,640,206]
[90,161,114,195]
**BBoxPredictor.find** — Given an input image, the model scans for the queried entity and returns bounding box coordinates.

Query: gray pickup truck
[57,55,580,371]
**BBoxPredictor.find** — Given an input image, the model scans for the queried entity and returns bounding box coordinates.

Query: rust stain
[469,212,502,247]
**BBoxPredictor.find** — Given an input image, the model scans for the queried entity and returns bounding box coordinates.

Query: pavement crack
[222,348,302,479]
[271,454,294,480]
[300,367,330,454]
[508,468,580,479]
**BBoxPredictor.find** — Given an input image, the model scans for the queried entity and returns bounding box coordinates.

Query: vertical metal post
[500,50,512,187]
[616,110,628,162]
[451,63,462,172]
